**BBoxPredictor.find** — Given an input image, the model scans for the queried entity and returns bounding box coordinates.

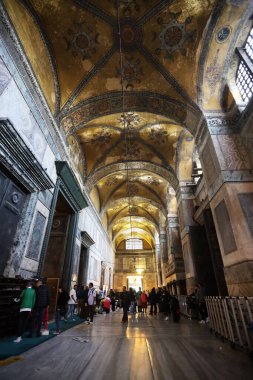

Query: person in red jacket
[141,291,148,314]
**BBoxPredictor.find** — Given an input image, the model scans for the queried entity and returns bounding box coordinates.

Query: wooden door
[0,168,26,274]
[46,277,59,321]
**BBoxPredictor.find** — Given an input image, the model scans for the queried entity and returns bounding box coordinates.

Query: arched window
[126,238,143,250]
[236,26,253,104]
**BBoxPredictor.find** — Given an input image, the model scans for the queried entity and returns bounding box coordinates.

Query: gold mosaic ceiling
[3,0,251,247]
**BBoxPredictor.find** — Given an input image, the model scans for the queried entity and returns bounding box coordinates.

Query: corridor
[0,311,252,380]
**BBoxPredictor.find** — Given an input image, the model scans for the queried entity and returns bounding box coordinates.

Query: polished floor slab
[0,310,253,380]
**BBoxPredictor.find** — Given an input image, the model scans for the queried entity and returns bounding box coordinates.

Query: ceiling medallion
[156,12,196,60]
[64,21,99,60]
[118,54,144,89]
[115,19,142,52]
[129,206,139,215]
[216,26,231,43]
[149,127,168,145]
[120,112,140,128]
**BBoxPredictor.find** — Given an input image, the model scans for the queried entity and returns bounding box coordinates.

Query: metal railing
[205,296,253,355]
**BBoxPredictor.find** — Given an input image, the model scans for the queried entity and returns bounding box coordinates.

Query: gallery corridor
[0,310,253,380]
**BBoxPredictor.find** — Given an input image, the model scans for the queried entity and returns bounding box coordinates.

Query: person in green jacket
[13,281,36,343]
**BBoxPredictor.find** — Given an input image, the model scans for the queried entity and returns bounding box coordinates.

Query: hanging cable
[116,0,134,241]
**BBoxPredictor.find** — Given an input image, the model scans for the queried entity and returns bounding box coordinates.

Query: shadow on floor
[0,317,85,361]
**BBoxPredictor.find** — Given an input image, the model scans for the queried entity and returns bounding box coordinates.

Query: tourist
[103,294,111,313]
[196,283,208,323]
[13,281,36,343]
[80,285,89,320]
[129,287,136,314]
[136,287,142,313]
[141,290,148,314]
[161,286,171,321]
[30,279,50,337]
[109,289,116,311]
[149,287,157,315]
[86,282,96,325]
[76,285,86,316]
[68,284,77,320]
[54,286,69,334]
[120,286,130,323]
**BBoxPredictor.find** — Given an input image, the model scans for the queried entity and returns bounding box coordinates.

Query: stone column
[155,240,163,287]
[159,227,168,285]
[176,185,197,293]
[198,115,253,296]
[166,216,185,294]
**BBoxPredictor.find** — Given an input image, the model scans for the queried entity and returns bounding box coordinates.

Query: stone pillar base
[224,261,253,296]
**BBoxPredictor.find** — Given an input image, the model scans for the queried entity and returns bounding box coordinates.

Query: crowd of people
[119,286,181,323]
[13,279,208,342]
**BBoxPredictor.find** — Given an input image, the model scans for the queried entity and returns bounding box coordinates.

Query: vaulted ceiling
[3,0,252,248]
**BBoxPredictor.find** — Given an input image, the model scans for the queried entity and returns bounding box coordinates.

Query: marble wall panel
[26,211,46,261]
[238,192,253,239]
[0,58,11,96]
[182,242,190,274]
[214,199,237,255]
[0,77,47,162]
[200,140,219,187]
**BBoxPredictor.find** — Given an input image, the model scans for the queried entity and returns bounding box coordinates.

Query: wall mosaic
[156,12,196,60]
[206,49,222,89]
[67,134,85,176]
[60,93,197,134]
[64,21,100,60]
[119,111,141,128]
[217,135,251,170]
[118,55,144,89]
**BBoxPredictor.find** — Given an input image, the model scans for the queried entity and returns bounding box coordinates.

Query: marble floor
[0,310,253,380]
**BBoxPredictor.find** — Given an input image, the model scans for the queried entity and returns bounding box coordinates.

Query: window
[126,238,143,250]
[236,27,253,104]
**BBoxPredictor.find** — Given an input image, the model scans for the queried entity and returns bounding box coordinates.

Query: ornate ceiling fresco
[2,0,252,248]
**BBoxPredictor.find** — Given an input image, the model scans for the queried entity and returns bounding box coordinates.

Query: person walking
[68,284,77,320]
[76,285,86,316]
[109,289,116,311]
[54,286,69,334]
[149,287,157,315]
[120,286,130,323]
[141,291,148,314]
[136,287,142,313]
[13,281,36,343]
[29,279,50,337]
[86,282,96,325]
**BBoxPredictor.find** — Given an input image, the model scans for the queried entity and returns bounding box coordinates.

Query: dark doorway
[78,246,88,286]
[0,167,27,275]
[203,209,228,296]
[42,192,75,290]
[189,226,219,296]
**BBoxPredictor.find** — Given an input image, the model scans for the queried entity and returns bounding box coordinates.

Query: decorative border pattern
[0,119,54,192]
